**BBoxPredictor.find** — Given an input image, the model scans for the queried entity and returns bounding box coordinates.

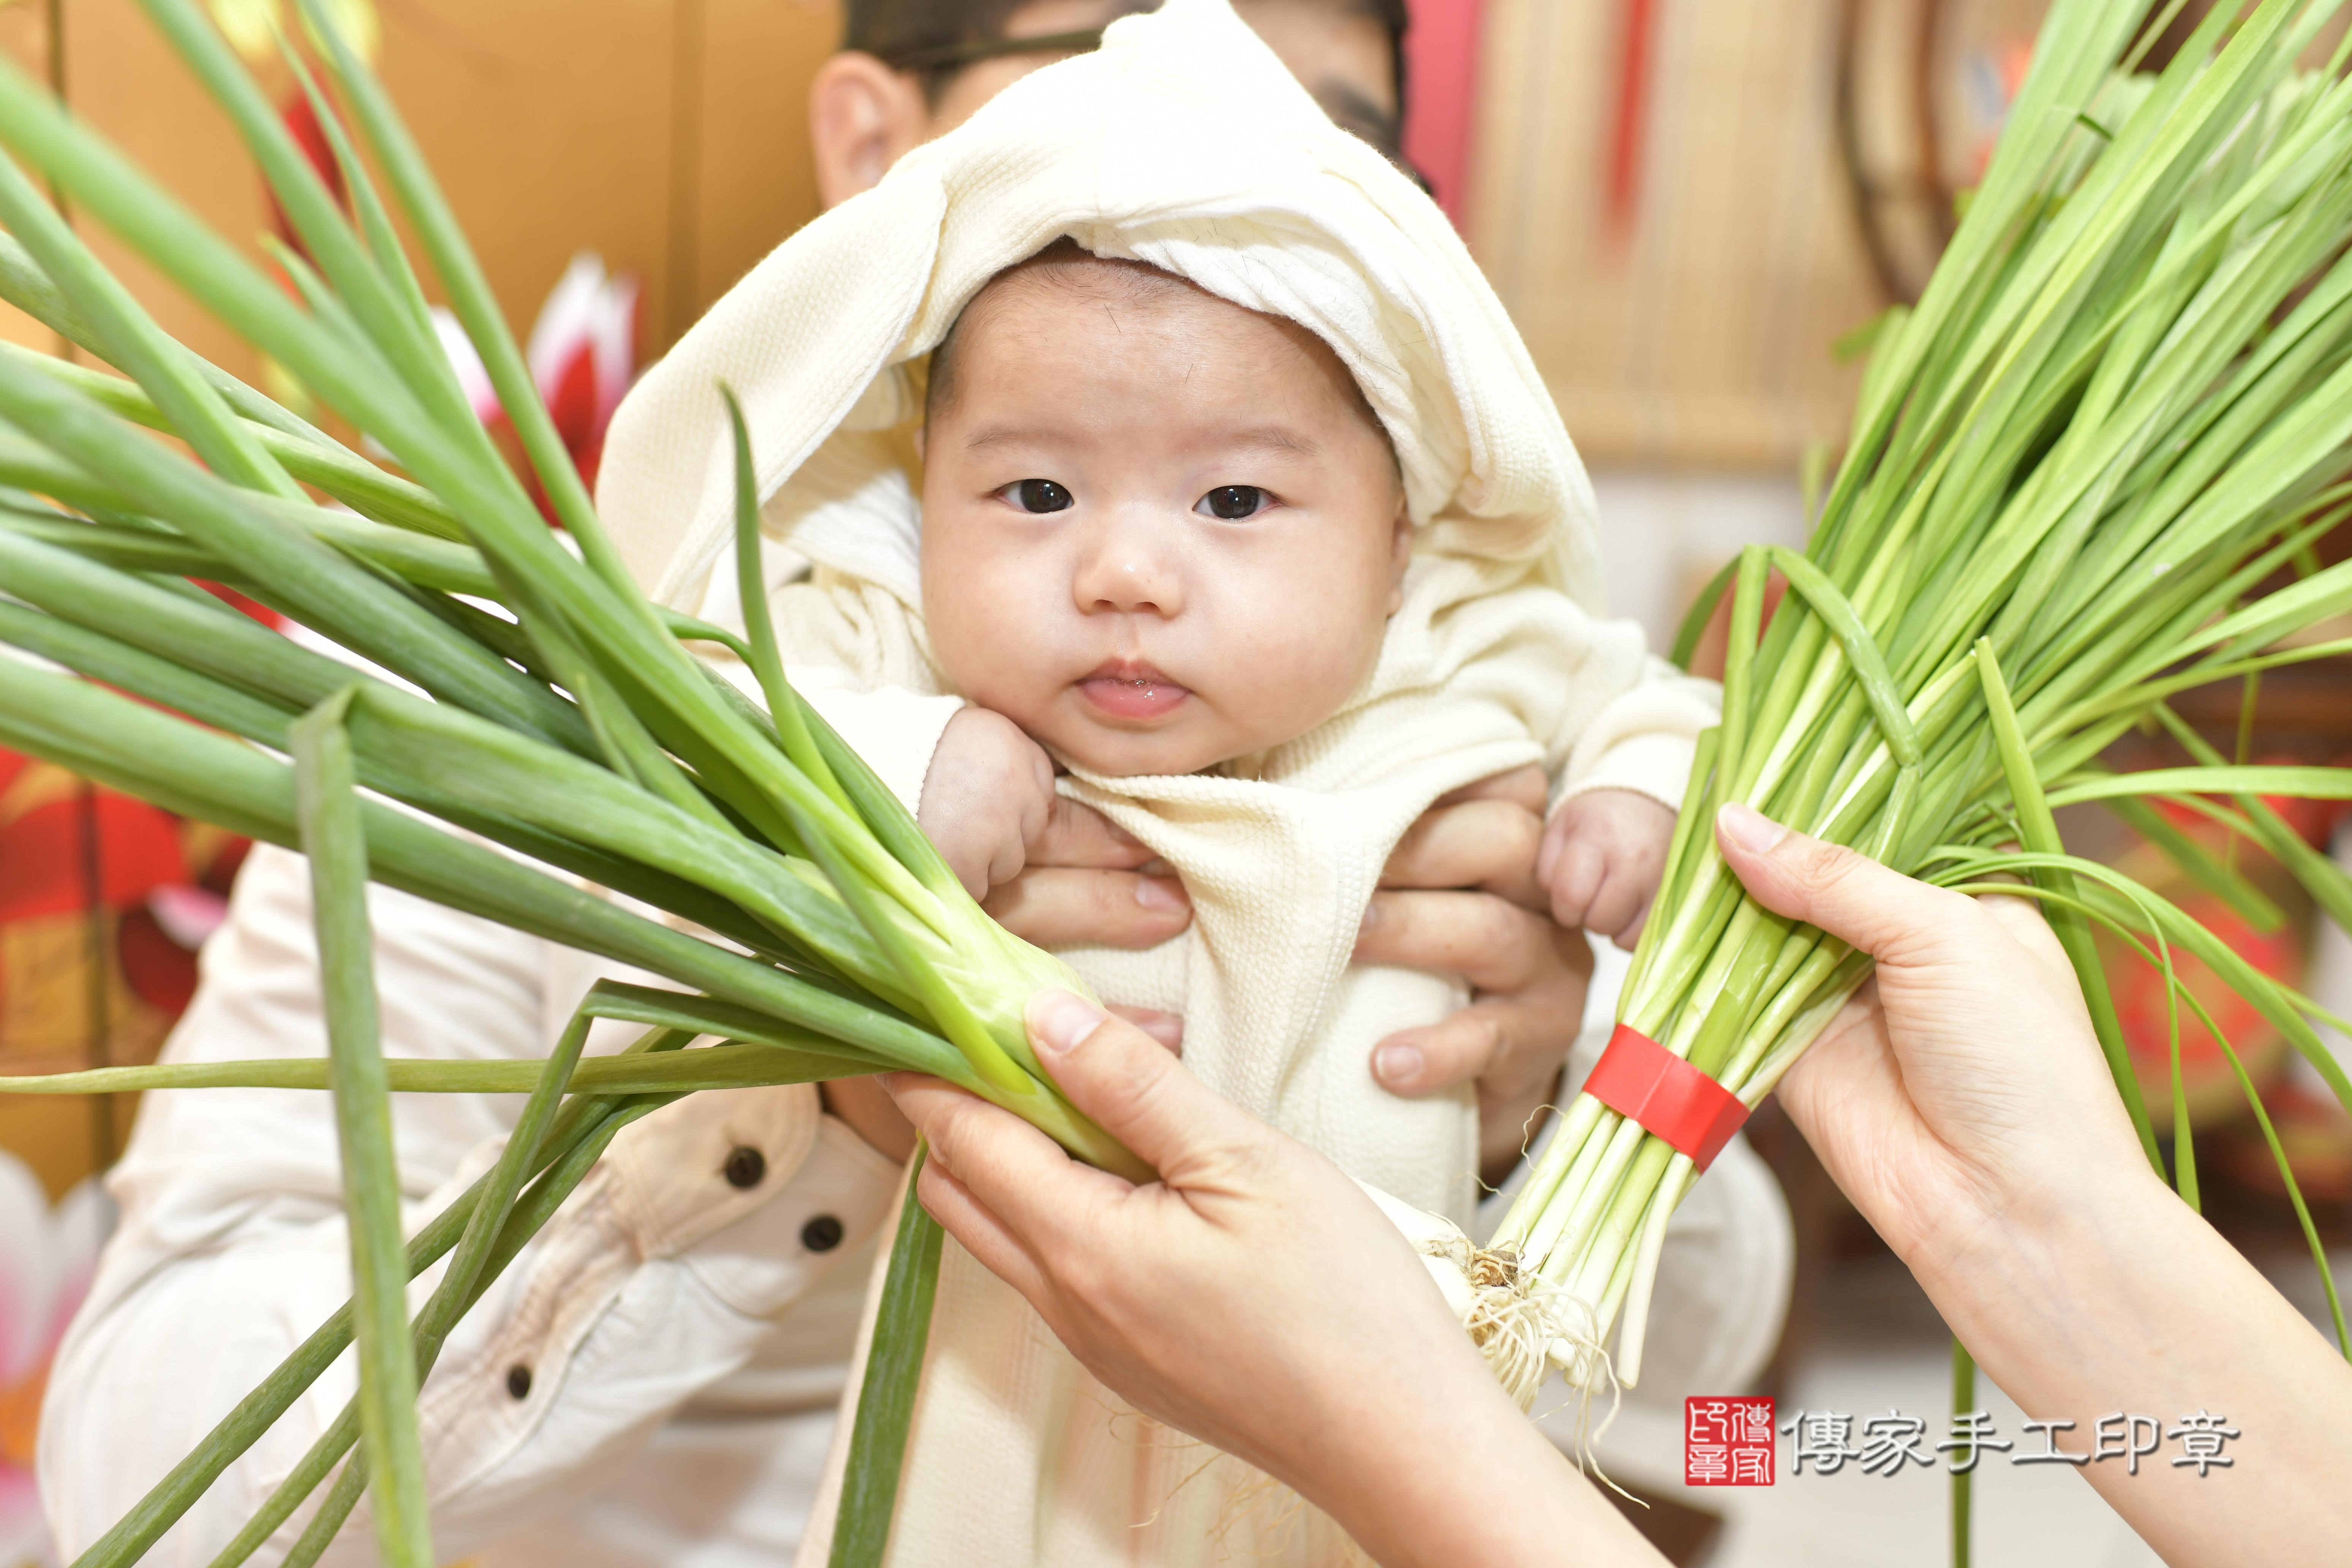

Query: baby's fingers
[1581,864,1650,943]
[982,827,1035,895]
[1544,836,1606,931]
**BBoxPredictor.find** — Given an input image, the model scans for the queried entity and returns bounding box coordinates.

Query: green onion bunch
[0,1,1135,1563]
[1486,0,2352,1410]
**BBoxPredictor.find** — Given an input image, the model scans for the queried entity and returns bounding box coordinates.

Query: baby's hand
[1536,789,1678,949]
[918,708,1057,901]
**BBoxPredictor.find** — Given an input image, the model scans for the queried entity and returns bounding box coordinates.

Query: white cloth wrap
[595,3,1728,1562]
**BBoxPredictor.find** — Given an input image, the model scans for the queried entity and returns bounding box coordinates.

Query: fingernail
[1717,801,1788,855]
[1135,876,1189,912]
[1372,1042,1423,1088]
[1029,989,1109,1058]
[1357,901,1379,936]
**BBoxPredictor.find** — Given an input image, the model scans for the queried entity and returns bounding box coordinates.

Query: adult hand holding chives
[901,823,2352,1568]
[886,992,1662,1568]
[1715,798,2145,1264]
[1721,803,2352,1568]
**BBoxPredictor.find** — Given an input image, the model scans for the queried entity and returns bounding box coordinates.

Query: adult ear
[809,51,934,209]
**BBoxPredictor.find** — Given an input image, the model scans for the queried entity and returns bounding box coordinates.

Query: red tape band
[1583,1023,1750,1171]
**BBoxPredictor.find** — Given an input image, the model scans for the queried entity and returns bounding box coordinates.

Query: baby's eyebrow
[959,424,1324,457]
[960,424,1052,452]
[1224,425,1321,458]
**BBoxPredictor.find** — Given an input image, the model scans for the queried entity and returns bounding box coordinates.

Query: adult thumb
[1027,989,1256,1181]
[1713,801,1981,967]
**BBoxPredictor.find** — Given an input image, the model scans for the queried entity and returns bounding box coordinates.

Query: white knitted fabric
[597,3,1720,1561]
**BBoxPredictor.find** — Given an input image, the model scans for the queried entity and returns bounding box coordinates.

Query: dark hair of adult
[842,0,1411,142]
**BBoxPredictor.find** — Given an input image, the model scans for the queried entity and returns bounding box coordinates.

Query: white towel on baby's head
[596,4,1725,1563]
[598,0,1600,616]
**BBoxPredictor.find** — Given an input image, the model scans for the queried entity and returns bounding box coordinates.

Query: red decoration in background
[2108,755,2343,1097]
[259,84,642,523]
[0,765,237,1027]
[268,88,349,261]
[432,253,641,518]
[2110,885,2300,1076]
[194,581,283,629]
[1402,0,1486,231]
[0,591,280,1040]
[0,787,185,926]
[1606,0,1661,239]
[523,253,642,497]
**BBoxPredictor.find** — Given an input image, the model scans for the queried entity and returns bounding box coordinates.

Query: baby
[745,242,1715,1566]
[912,240,1678,948]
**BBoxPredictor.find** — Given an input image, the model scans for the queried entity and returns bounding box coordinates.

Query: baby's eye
[1197,485,1271,521]
[1001,478,1073,513]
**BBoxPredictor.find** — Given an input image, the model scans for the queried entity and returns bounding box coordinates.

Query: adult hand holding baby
[918,709,1585,1155]
[1358,768,1680,1182]
[1356,763,1603,1180]
[916,707,1190,1056]
[922,708,1197,950]
[927,730,1604,1187]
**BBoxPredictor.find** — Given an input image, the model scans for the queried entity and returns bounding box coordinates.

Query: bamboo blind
[1468,0,1884,469]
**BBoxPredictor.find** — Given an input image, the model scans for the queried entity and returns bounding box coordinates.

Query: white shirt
[38,843,904,1566]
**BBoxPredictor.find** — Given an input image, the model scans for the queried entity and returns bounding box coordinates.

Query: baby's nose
[1072,517,1185,617]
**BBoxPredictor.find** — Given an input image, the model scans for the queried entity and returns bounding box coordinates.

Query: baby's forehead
[933,243,1393,451]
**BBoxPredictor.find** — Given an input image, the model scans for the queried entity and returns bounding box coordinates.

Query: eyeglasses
[876,27,1107,76]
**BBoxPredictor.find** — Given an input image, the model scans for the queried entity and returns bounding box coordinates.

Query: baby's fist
[1536,789,1677,949]
[918,708,1056,900]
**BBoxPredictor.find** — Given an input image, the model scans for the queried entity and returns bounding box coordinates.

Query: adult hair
[843,0,1410,117]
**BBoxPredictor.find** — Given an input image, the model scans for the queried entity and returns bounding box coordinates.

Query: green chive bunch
[1487,0,2352,1409]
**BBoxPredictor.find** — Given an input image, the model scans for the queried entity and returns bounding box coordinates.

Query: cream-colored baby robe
[596,3,1729,1561]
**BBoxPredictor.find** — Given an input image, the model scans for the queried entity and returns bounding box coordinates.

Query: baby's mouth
[1077,661,1191,722]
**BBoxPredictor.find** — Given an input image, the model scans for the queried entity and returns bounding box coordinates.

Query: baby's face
[920,262,1408,778]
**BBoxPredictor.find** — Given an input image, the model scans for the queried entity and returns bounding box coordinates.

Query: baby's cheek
[1254,616,1387,740]
[924,522,1029,696]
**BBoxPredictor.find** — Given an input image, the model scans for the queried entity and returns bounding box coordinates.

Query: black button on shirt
[723,1146,767,1189]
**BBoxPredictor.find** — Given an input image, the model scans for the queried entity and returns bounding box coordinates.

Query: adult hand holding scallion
[893,811,2352,1568]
